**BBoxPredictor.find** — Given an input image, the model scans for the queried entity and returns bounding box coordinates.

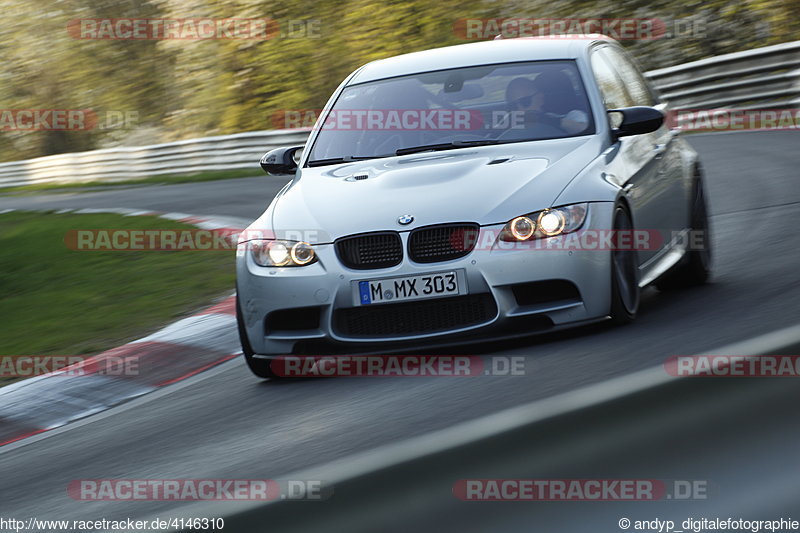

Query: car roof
[348,36,613,84]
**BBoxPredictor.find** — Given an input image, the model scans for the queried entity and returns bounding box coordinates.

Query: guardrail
[0,129,309,189]
[647,40,800,110]
[1,40,798,190]
[194,325,800,532]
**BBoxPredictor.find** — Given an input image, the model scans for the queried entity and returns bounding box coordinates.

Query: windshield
[307,60,594,165]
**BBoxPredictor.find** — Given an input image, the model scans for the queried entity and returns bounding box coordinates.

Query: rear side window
[590,49,632,110]
[599,47,656,106]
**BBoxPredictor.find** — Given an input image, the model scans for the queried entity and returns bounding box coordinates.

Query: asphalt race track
[1,131,798,522]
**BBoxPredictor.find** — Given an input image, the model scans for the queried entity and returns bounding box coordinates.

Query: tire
[236,292,278,379]
[655,174,712,290]
[609,204,640,325]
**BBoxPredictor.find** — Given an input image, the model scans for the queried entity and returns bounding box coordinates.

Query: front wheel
[609,205,640,325]
[236,293,278,379]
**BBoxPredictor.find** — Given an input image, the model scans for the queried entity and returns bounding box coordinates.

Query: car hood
[261,136,602,243]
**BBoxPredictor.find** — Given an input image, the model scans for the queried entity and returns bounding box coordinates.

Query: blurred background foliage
[0,0,797,162]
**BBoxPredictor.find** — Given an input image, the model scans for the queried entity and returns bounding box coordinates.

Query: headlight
[499,203,588,242]
[249,240,317,267]
[508,216,535,240]
[538,210,565,236]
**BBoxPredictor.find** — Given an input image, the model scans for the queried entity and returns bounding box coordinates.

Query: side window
[601,47,657,106]
[590,49,632,111]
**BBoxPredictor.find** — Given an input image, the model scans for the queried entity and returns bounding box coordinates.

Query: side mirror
[608,106,664,139]
[260,146,303,175]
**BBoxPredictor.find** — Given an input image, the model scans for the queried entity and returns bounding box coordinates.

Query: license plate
[354,270,466,305]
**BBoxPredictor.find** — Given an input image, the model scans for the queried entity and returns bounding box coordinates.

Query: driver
[505,75,589,135]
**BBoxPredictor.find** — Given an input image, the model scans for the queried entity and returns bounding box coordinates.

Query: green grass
[0,168,264,195]
[0,212,236,383]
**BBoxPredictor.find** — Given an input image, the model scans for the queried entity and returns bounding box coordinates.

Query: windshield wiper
[307,141,501,166]
[395,140,503,156]
[307,155,387,167]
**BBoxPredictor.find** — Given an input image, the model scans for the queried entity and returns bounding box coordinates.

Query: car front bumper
[236,202,615,356]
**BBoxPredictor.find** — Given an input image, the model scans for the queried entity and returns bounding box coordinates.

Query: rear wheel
[609,205,640,325]
[656,175,712,290]
[236,293,278,379]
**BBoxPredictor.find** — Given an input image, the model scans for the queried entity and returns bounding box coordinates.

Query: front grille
[408,223,479,263]
[335,232,403,270]
[334,293,497,337]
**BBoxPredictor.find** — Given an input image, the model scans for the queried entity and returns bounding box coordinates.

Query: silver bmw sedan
[236,36,711,377]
